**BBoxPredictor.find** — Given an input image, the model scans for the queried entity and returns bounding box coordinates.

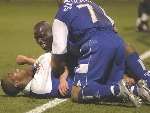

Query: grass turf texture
[0,0,150,113]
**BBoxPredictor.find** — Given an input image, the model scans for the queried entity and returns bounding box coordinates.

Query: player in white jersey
[23,52,53,95]
[1,21,73,97]
[1,52,73,97]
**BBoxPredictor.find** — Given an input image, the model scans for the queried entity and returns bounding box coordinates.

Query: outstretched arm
[16,55,36,65]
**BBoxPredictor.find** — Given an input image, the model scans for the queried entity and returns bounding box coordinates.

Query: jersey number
[77,4,114,25]
[77,4,98,23]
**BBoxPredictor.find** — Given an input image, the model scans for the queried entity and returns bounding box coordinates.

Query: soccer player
[1,20,149,106]
[33,21,77,95]
[136,0,150,32]
[33,21,149,103]
[34,20,150,104]
[1,53,73,97]
[0,21,73,97]
[51,0,143,106]
[33,20,150,103]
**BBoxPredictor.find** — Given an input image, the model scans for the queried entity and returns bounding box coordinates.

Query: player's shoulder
[39,52,51,59]
[36,52,51,62]
[55,0,94,20]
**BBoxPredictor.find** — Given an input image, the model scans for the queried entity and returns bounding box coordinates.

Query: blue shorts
[73,30,126,87]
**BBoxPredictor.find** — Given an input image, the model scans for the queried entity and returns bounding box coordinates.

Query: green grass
[0,0,150,113]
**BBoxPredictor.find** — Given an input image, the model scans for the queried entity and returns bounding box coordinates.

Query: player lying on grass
[1,53,73,98]
[52,0,150,107]
[33,21,150,105]
[0,51,149,107]
[0,21,75,97]
[1,21,150,107]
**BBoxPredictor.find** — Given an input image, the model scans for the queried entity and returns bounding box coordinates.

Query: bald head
[34,21,53,52]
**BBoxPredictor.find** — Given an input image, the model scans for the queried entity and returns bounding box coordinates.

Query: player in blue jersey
[32,20,150,103]
[51,0,144,106]
[33,21,150,102]
[33,20,150,103]
[1,20,149,106]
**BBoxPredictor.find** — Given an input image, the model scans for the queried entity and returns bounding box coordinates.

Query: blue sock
[126,52,150,85]
[78,81,120,101]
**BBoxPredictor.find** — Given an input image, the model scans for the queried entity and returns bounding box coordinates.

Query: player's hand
[59,78,69,96]
[16,55,28,65]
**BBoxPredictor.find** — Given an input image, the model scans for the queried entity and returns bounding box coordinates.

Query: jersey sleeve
[52,19,68,55]
[55,5,69,23]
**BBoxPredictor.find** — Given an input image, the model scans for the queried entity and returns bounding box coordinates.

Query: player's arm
[59,66,70,96]
[52,19,68,75]
[16,55,36,65]
[52,19,69,96]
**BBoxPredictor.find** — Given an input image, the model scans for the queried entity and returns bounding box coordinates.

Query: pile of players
[1,0,150,107]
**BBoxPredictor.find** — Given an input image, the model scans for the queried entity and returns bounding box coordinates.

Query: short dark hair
[1,78,22,96]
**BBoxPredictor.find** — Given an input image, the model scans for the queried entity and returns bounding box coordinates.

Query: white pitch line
[25,50,150,113]
[25,98,68,113]
[140,50,150,60]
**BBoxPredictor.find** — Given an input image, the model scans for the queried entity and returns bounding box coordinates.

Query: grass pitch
[0,0,150,113]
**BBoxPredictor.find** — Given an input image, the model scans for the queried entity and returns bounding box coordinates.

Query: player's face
[34,33,52,51]
[8,69,28,86]
[34,21,53,52]
[35,34,48,50]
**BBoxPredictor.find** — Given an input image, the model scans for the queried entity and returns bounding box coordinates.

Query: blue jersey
[55,0,114,43]
[52,0,126,87]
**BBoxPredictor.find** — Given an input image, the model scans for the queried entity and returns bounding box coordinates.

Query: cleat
[137,80,150,102]
[119,80,142,107]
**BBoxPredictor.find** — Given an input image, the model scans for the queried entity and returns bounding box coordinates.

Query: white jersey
[23,53,52,94]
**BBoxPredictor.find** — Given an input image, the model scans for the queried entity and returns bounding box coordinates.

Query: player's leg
[125,44,150,86]
[71,80,142,107]
[72,81,120,102]
[72,31,141,106]
[106,39,126,84]
[136,1,150,32]
[127,80,150,102]
[73,31,123,87]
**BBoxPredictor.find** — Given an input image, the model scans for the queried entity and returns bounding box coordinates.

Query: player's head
[1,68,33,96]
[34,21,53,52]
[56,0,64,7]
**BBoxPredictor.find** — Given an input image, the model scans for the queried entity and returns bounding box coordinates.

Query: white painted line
[140,50,150,60]
[25,50,150,113]
[25,98,68,113]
